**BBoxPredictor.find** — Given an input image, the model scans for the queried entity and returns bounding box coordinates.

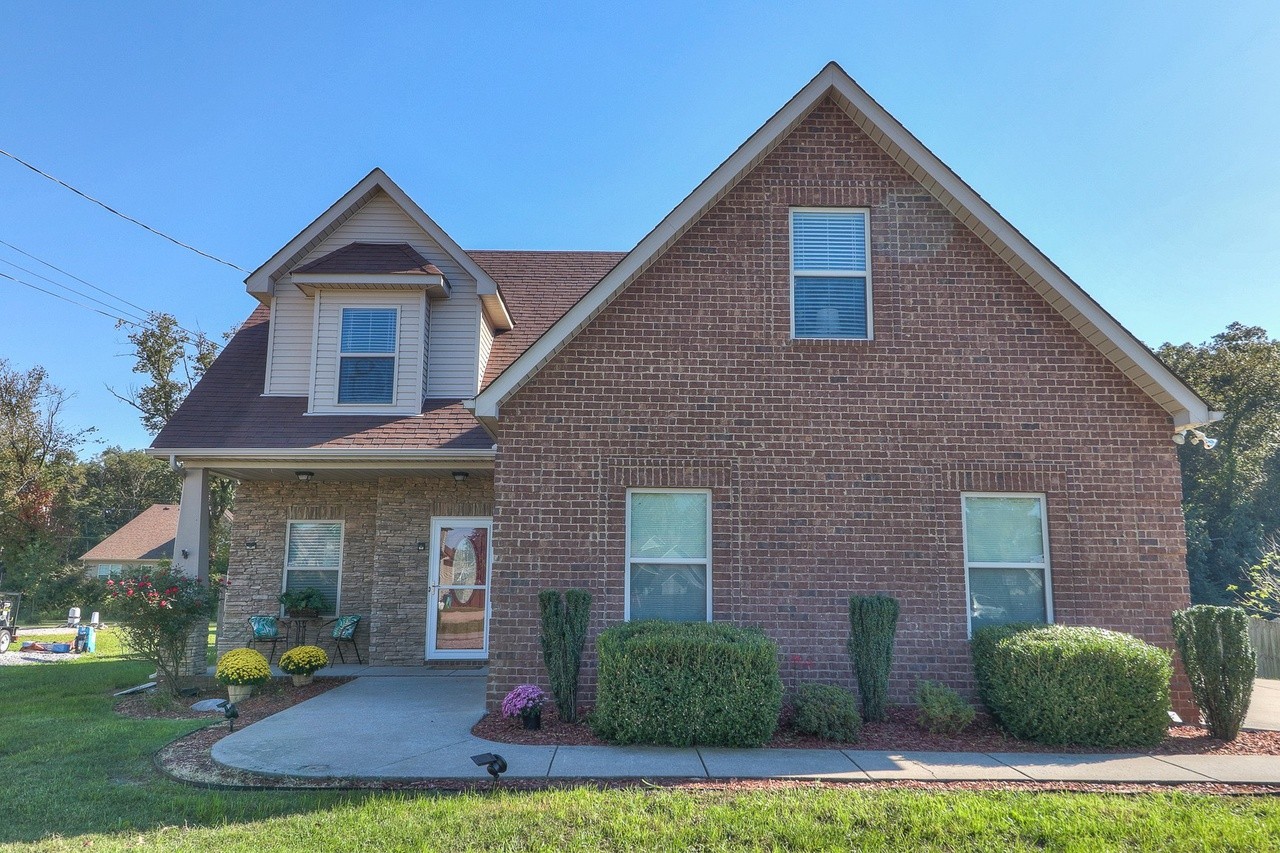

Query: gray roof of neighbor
[151,250,624,451]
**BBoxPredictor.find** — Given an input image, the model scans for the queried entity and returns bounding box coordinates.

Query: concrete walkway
[1246,679,1280,731]
[211,675,1280,784]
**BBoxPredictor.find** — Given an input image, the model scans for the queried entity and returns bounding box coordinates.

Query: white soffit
[245,168,513,329]
[470,62,1211,428]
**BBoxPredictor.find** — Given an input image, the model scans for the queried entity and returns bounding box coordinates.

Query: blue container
[74,626,96,653]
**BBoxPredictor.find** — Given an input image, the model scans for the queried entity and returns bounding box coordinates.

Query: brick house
[152,64,1217,713]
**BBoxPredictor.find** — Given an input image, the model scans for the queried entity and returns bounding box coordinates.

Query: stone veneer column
[172,465,211,678]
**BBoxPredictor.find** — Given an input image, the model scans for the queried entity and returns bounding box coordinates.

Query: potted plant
[279,587,326,618]
[216,647,272,704]
[279,644,328,686]
[501,683,548,730]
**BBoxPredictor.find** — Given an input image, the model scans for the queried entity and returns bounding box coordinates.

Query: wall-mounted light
[417,541,427,552]
[245,540,257,550]
[452,471,469,483]
[296,471,315,482]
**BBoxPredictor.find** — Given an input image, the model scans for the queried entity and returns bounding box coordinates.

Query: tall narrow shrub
[1173,605,1256,741]
[539,588,592,722]
[847,594,900,721]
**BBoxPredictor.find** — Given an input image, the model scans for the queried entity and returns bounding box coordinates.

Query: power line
[0,238,203,338]
[0,255,150,326]
[0,147,249,273]
[0,237,154,317]
[0,268,142,327]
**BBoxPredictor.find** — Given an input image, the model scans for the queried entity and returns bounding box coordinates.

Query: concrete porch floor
[210,675,1280,783]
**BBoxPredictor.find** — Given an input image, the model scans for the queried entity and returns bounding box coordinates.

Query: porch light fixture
[452,471,469,482]
[471,752,507,780]
[245,540,257,550]
[295,471,315,482]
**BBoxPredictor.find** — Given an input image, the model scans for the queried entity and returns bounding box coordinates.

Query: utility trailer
[0,591,20,653]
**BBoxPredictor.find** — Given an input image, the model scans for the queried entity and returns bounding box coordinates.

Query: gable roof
[150,251,622,456]
[245,169,512,330]
[293,242,444,277]
[469,62,1218,431]
[80,504,179,563]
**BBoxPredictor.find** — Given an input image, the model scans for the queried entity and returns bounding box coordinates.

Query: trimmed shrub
[847,595,900,722]
[1173,605,1256,741]
[539,588,592,723]
[972,624,1172,748]
[792,683,861,742]
[970,622,1044,707]
[914,680,976,735]
[591,621,782,747]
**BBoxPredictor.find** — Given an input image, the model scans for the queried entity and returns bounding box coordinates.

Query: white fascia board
[473,62,1211,426]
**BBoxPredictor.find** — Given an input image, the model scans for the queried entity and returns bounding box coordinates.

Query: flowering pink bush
[501,684,548,718]
[104,567,218,695]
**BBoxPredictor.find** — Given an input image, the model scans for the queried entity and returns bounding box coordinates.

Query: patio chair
[247,615,283,663]
[322,614,362,664]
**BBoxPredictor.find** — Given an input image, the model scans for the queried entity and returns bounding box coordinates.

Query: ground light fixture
[220,700,239,732]
[471,752,507,780]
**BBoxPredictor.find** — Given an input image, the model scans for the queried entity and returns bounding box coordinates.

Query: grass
[3,650,1280,851]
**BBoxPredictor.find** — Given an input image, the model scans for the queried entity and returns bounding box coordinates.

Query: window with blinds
[337,307,397,404]
[626,489,712,622]
[962,494,1052,634]
[790,209,870,339]
[283,520,343,616]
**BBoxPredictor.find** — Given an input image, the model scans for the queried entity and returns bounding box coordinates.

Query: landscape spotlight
[220,700,240,732]
[471,752,507,780]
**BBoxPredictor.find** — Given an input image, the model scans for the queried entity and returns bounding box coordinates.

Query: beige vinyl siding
[294,189,481,401]
[265,288,315,395]
[310,291,424,414]
[477,315,495,394]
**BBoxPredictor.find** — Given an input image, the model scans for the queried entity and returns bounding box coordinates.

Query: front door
[426,517,491,660]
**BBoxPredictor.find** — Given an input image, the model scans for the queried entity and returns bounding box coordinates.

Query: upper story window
[790,208,871,339]
[338,307,397,404]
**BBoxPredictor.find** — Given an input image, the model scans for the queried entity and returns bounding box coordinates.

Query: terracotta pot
[226,684,252,704]
[521,710,542,730]
[291,673,314,687]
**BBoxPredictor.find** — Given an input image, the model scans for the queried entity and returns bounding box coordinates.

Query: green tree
[71,447,182,557]
[1157,323,1280,602]
[110,312,235,575]
[0,359,94,616]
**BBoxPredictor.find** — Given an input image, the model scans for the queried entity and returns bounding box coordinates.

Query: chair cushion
[248,615,279,639]
[332,615,360,640]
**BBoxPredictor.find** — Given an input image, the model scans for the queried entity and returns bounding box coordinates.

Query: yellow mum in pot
[216,648,272,686]
[279,645,329,676]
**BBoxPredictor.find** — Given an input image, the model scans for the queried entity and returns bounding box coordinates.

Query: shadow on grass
[0,657,381,845]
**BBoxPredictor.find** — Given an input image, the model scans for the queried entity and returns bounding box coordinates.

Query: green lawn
[3,649,1280,851]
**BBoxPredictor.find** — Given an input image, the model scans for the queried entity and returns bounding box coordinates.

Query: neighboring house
[151,64,1217,713]
[80,504,179,579]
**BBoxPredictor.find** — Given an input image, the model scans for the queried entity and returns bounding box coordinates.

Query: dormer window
[338,307,398,404]
[790,208,871,339]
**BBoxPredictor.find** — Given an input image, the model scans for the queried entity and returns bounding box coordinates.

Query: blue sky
[2,2,1278,452]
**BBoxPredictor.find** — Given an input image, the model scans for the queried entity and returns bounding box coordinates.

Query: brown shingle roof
[151,250,623,452]
[80,504,179,562]
[293,242,444,276]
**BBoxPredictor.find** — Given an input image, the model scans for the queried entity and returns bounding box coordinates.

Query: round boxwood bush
[591,621,782,747]
[972,624,1172,748]
[792,683,861,742]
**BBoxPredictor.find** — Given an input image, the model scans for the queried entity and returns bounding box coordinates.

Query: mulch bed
[117,676,351,722]
[472,704,1280,757]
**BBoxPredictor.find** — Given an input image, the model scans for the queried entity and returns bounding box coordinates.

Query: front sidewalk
[210,675,1280,784]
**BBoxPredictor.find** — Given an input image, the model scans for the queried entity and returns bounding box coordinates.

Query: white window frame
[336,305,400,407]
[282,519,345,618]
[789,207,873,340]
[961,491,1053,638]
[624,488,713,622]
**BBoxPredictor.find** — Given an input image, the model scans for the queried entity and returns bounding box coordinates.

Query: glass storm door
[426,517,492,660]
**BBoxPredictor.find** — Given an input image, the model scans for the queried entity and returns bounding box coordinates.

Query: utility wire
[0,237,154,317]
[0,269,142,327]
[0,238,203,337]
[0,255,151,326]
[0,147,249,273]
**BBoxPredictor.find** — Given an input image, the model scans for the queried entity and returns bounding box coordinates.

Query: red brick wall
[488,97,1194,717]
